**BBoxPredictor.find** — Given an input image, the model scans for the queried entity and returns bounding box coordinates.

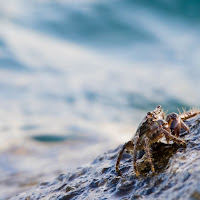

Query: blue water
[0,0,200,199]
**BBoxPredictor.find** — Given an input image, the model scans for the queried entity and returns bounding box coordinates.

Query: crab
[116,105,200,176]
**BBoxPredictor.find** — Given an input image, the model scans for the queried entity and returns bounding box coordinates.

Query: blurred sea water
[0,0,200,199]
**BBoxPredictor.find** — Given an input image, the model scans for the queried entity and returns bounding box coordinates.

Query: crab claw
[166,113,181,137]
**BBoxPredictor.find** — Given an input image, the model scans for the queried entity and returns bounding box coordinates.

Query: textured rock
[11,116,200,200]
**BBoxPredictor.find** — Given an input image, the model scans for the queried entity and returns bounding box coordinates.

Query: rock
[11,116,200,200]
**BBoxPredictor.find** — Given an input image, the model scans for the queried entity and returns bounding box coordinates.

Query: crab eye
[156,105,161,109]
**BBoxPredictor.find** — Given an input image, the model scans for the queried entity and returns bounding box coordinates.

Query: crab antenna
[177,108,181,115]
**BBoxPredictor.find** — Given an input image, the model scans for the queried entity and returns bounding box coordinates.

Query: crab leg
[179,109,200,121]
[144,138,155,173]
[160,128,186,145]
[115,140,133,173]
[181,120,190,133]
[133,135,140,176]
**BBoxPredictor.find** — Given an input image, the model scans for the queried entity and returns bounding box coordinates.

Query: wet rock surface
[11,116,200,200]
